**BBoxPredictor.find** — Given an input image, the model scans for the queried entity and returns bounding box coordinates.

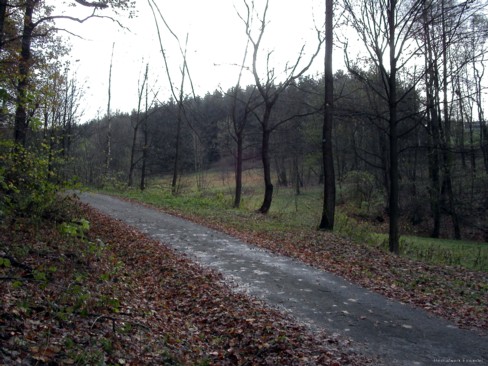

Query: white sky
[54,0,328,122]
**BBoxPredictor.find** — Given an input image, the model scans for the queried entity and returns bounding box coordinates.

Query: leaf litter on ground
[0,200,376,365]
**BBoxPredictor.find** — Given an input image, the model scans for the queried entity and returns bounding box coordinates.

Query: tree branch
[74,0,109,9]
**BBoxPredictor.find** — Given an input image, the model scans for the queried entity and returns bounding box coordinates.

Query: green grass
[99,172,488,272]
[399,235,487,271]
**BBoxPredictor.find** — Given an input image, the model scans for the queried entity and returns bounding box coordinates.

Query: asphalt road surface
[79,192,487,366]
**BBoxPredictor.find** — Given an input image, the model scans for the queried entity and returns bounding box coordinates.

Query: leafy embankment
[125,200,487,333]
[0,202,375,365]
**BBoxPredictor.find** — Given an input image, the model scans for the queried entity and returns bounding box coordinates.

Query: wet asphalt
[79,192,487,366]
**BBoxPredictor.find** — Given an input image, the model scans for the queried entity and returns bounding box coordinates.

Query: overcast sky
[54,0,328,122]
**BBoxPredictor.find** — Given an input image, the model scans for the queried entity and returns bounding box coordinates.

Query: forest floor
[0,196,373,365]
[77,192,487,366]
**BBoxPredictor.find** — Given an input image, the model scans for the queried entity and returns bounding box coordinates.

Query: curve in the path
[79,192,487,366]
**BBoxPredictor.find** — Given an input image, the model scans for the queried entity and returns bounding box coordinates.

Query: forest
[2,0,487,243]
[1,0,488,364]
[0,0,488,246]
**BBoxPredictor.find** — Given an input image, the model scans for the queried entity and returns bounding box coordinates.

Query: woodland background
[1,0,488,242]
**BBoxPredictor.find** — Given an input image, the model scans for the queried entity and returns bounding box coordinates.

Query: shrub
[339,170,384,218]
[0,141,65,222]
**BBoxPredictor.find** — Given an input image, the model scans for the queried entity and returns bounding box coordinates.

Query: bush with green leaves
[0,140,64,222]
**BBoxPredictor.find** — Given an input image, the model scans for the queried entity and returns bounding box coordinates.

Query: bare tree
[238,0,323,214]
[140,82,150,191]
[148,0,197,195]
[224,34,259,208]
[104,42,115,180]
[128,62,148,187]
[344,0,424,253]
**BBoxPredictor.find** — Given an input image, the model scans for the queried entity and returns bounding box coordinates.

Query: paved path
[79,192,487,366]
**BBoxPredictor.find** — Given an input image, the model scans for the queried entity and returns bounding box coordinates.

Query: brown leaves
[0,205,374,365]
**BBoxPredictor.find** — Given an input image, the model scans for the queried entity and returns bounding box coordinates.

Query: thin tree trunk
[171,102,183,194]
[171,56,187,195]
[456,74,467,169]
[105,43,115,179]
[140,129,148,190]
[319,0,335,230]
[294,157,301,196]
[387,0,400,254]
[140,120,148,191]
[234,132,243,208]
[140,79,149,191]
[129,64,149,187]
[128,122,138,187]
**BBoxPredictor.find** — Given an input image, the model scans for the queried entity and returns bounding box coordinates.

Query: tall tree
[227,35,257,208]
[13,0,38,146]
[104,42,114,179]
[148,0,198,194]
[319,0,336,230]
[344,0,424,253]
[11,0,135,146]
[128,62,148,187]
[228,85,257,208]
[239,0,322,214]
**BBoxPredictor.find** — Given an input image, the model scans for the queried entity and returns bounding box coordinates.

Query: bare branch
[74,0,108,9]
[35,11,127,31]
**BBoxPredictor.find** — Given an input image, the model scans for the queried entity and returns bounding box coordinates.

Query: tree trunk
[14,0,37,146]
[293,157,301,196]
[379,128,390,206]
[319,0,335,231]
[128,121,139,187]
[234,132,243,208]
[140,82,149,191]
[387,0,399,254]
[259,127,273,214]
[388,119,400,254]
[0,0,8,50]
[427,112,442,238]
[423,2,442,238]
[171,103,182,195]
[129,63,149,188]
[105,43,115,179]
[140,123,148,191]
[171,59,187,195]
